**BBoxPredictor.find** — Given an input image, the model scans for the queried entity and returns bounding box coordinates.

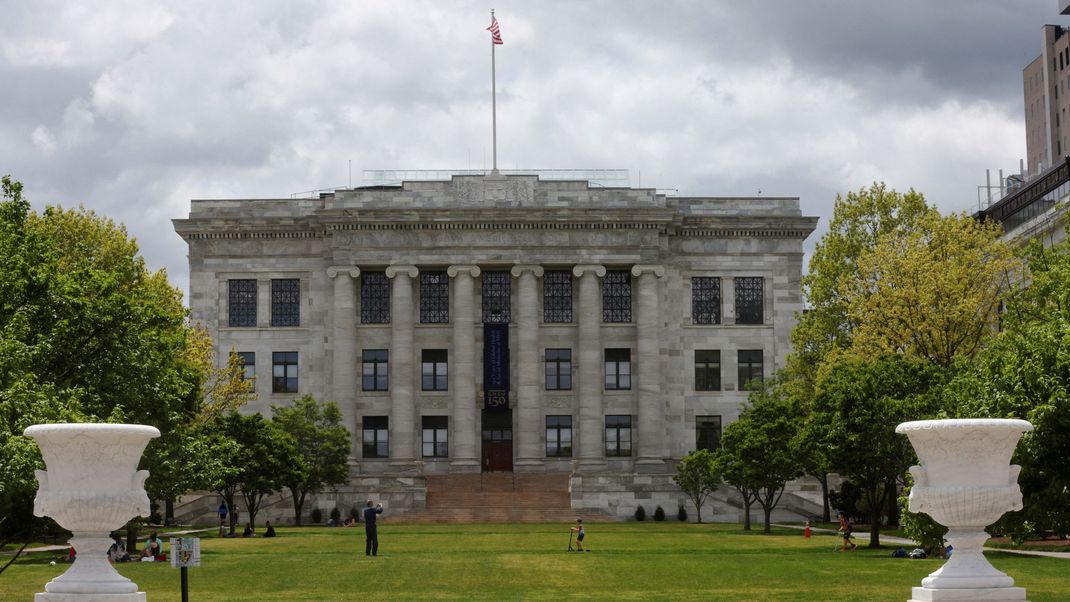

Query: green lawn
[2,524,1067,601]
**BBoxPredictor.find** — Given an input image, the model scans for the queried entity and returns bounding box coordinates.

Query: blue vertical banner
[483,323,510,412]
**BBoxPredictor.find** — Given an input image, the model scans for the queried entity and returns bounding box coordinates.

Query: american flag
[487,16,503,45]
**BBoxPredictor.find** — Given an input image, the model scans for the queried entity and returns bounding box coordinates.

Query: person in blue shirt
[363,500,384,556]
[570,518,586,552]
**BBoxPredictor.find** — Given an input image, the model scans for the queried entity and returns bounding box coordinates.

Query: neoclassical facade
[174,173,818,516]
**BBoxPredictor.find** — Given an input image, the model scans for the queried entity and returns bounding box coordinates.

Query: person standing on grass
[363,500,384,556]
[217,502,228,537]
[837,512,856,551]
[570,518,585,552]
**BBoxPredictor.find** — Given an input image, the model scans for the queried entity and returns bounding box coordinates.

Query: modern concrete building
[173,171,818,520]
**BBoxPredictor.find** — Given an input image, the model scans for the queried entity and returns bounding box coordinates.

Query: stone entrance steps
[395,472,613,523]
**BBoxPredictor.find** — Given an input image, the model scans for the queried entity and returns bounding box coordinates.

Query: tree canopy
[271,396,351,525]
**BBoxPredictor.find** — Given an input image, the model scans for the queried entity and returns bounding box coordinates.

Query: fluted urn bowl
[25,423,159,599]
[896,418,1032,597]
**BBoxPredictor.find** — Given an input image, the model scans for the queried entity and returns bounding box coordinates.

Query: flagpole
[491,9,498,174]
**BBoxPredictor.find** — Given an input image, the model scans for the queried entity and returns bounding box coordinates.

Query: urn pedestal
[896,419,1033,602]
[25,423,160,602]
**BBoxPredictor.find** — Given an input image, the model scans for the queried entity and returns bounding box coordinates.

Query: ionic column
[327,266,361,462]
[511,264,544,471]
[632,265,666,472]
[447,265,481,472]
[386,265,418,470]
[573,264,606,472]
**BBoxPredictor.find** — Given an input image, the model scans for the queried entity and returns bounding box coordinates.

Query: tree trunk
[820,474,831,523]
[126,524,137,555]
[743,498,752,531]
[693,497,703,524]
[165,499,175,526]
[292,489,306,526]
[763,505,772,534]
[867,485,882,548]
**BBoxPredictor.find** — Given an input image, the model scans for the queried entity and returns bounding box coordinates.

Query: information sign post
[170,537,201,602]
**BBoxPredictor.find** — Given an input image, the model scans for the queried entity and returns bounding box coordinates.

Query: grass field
[2,523,1068,601]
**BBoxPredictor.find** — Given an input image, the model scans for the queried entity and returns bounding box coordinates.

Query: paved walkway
[5,527,214,556]
[773,523,1070,559]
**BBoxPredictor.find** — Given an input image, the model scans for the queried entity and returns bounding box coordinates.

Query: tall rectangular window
[362,349,389,391]
[695,350,721,391]
[422,416,448,458]
[546,415,573,457]
[362,416,389,458]
[271,278,301,327]
[228,279,257,327]
[692,277,722,325]
[734,277,764,325]
[236,351,255,380]
[481,271,511,324]
[602,270,632,323]
[421,349,448,391]
[420,272,449,324]
[737,349,764,391]
[696,415,722,451]
[545,349,572,390]
[360,271,390,324]
[543,271,573,323]
[605,415,632,457]
[272,351,298,393]
[604,348,631,390]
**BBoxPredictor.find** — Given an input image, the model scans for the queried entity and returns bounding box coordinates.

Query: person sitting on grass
[141,530,162,559]
[242,522,254,537]
[263,520,276,537]
[108,533,130,563]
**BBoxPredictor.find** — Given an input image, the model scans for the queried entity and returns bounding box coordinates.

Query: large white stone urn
[896,418,1033,602]
[25,423,160,601]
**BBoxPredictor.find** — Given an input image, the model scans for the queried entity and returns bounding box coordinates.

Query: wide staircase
[394,472,613,523]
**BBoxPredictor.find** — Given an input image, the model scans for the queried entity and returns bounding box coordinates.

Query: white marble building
[173,173,818,517]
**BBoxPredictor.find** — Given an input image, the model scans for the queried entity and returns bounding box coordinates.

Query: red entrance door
[481,410,513,472]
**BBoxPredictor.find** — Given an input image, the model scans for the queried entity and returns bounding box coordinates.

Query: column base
[449,459,481,473]
[635,458,669,474]
[909,586,1027,601]
[38,594,146,602]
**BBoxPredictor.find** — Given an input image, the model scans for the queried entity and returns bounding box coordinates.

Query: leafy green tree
[271,396,351,525]
[937,235,1070,539]
[672,449,721,524]
[844,212,1017,367]
[716,443,759,531]
[718,386,804,533]
[0,176,200,547]
[813,354,942,547]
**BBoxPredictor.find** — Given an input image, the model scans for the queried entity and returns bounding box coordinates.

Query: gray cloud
[0,0,1060,297]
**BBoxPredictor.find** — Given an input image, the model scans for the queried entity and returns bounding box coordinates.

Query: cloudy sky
[1,0,1063,298]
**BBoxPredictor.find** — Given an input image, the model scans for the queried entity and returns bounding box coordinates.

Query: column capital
[631,264,665,278]
[447,264,481,278]
[510,264,544,278]
[572,264,606,278]
[385,265,419,279]
[326,266,361,279]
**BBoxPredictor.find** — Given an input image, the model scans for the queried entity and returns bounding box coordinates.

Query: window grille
[692,277,721,325]
[420,272,449,324]
[271,279,300,327]
[360,272,390,324]
[602,270,632,323]
[481,271,511,324]
[734,277,764,325]
[228,279,257,327]
[543,271,573,323]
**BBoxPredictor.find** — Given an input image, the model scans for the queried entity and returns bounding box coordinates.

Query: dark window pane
[362,349,389,391]
[422,416,449,457]
[734,277,764,325]
[271,279,300,327]
[605,348,631,390]
[602,271,632,323]
[362,416,389,458]
[737,349,764,391]
[361,272,390,324]
[692,277,721,325]
[481,271,511,324]
[543,271,573,323]
[696,415,722,451]
[236,351,255,380]
[695,349,721,391]
[545,415,573,457]
[545,348,572,391]
[422,350,448,391]
[420,272,449,324]
[228,279,257,327]
[272,351,298,393]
